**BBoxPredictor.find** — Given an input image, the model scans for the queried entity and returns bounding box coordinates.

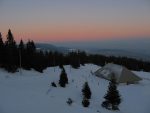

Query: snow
[94,63,125,80]
[0,64,150,113]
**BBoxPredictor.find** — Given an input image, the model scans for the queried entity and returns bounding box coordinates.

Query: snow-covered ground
[0,64,150,113]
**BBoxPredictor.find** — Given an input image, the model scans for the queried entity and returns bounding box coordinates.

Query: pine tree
[19,39,24,50]
[18,39,25,68]
[82,82,91,99]
[69,52,80,69]
[30,40,36,52]
[101,77,121,110]
[26,40,36,53]
[59,68,68,87]
[0,32,4,48]
[5,29,17,72]
[5,29,16,47]
[0,32,4,66]
[25,40,36,69]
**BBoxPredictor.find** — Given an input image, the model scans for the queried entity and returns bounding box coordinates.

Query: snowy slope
[0,64,150,113]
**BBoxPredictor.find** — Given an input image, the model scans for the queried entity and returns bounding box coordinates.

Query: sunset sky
[0,0,150,43]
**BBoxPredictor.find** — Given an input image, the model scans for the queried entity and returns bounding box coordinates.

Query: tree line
[0,29,150,73]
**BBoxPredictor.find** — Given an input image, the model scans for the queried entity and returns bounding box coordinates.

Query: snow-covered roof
[95,63,124,79]
[103,63,123,77]
[95,63,142,83]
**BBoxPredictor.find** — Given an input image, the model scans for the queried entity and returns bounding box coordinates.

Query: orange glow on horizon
[1,23,150,43]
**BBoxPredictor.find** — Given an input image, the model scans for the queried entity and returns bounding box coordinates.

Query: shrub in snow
[51,82,57,87]
[101,77,121,110]
[66,98,73,106]
[82,82,91,99]
[72,79,74,82]
[82,98,90,107]
[59,68,68,87]
[97,110,100,113]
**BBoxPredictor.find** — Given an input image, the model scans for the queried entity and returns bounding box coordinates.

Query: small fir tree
[101,76,121,110]
[51,82,57,87]
[66,98,73,106]
[82,82,91,99]
[59,68,68,87]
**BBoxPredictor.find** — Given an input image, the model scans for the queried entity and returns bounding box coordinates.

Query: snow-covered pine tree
[82,82,91,99]
[101,76,121,110]
[59,68,68,87]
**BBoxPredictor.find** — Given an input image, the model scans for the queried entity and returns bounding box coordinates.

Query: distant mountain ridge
[35,43,70,53]
[87,48,150,61]
[35,43,150,61]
